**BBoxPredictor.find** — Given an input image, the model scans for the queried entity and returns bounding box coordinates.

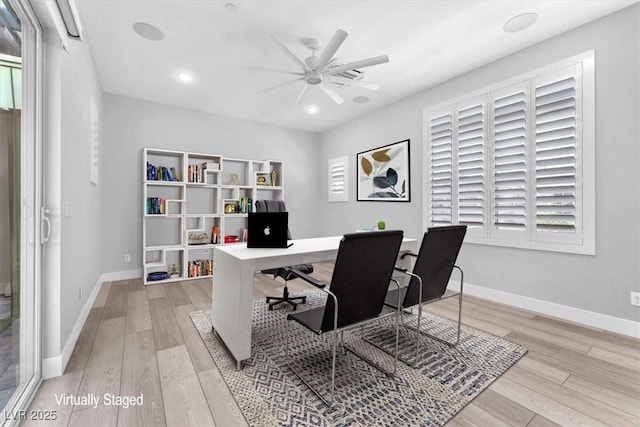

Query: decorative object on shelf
[257,175,267,186]
[168,263,181,278]
[357,139,411,202]
[224,235,240,244]
[377,220,386,230]
[147,271,169,281]
[227,173,240,185]
[205,162,220,171]
[211,225,219,244]
[189,232,209,245]
[271,170,277,186]
[224,203,237,214]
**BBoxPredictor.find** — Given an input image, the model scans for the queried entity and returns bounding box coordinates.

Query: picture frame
[357,139,410,202]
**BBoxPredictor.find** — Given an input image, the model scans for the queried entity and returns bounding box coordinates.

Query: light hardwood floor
[24,262,640,426]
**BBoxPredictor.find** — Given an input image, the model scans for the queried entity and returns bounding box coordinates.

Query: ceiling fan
[262,29,389,105]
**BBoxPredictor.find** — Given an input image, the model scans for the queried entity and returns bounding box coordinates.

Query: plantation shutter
[427,111,454,226]
[534,68,580,238]
[456,101,486,230]
[492,87,528,232]
[328,156,348,202]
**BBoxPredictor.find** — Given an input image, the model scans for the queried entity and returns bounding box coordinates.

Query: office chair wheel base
[266,287,306,311]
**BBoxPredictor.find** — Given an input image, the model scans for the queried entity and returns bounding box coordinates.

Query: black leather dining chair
[283,230,404,405]
[380,225,466,366]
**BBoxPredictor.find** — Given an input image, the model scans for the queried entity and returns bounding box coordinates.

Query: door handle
[41,207,51,244]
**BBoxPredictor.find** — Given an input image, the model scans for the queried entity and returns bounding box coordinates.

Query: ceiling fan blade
[328,75,380,91]
[315,29,348,71]
[319,83,344,104]
[325,55,389,75]
[257,77,304,94]
[240,66,304,77]
[271,35,311,72]
[295,84,310,104]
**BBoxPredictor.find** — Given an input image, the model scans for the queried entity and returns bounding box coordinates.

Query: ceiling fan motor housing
[305,70,323,85]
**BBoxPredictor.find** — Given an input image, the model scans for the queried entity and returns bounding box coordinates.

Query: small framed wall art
[357,139,410,202]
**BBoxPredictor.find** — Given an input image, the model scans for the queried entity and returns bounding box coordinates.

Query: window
[424,52,595,254]
[328,155,348,202]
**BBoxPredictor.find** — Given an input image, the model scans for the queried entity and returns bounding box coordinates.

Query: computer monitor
[247,212,291,248]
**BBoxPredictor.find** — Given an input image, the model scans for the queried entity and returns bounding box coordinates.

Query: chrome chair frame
[366,256,465,368]
[284,272,402,406]
[395,259,464,365]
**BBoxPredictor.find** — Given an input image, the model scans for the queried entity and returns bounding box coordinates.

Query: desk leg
[212,250,256,366]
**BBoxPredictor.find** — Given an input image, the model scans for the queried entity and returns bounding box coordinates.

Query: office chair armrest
[286,268,326,289]
[400,252,418,260]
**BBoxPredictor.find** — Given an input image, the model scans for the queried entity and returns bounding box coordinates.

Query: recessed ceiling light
[306,105,318,114]
[503,13,538,33]
[353,96,370,104]
[225,3,237,12]
[132,22,164,41]
[176,72,193,83]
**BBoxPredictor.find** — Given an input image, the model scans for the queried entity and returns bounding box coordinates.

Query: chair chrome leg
[330,330,337,404]
[453,265,464,346]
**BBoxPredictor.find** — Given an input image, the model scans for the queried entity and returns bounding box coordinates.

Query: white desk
[212,236,417,368]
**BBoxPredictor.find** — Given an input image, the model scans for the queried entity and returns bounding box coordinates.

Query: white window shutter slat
[428,112,453,226]
[457,102,486,229]
[328,156,348,202]
[492,88,528,232]
[534,75,578,234]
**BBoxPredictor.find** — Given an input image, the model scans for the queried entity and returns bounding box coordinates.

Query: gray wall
[318,5,640,322]
[42,29,104,362]
[59,38,104,347]
[101,94,321,274]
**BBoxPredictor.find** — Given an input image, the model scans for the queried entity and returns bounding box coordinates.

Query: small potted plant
[377,221,386,230]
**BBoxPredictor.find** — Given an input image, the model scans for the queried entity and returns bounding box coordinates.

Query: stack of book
[146,197,165,214]
[187,163,210,183]
[187,259,214,277]
[147,162,179,181]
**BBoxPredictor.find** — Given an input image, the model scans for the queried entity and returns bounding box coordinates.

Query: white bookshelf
[142,148,284,285]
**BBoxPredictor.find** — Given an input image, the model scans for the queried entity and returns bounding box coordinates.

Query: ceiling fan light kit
[268,28,389,106]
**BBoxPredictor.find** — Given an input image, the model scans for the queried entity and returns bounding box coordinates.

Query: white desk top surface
[215,236,416,261]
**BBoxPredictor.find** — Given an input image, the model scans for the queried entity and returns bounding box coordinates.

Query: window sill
[464,235,595,256]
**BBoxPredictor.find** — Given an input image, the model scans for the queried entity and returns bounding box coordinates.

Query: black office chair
[284,230,404,405]
[375,225,466,366]
[254,200,315,311]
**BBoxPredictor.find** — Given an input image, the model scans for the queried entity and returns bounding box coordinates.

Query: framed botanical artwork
[357,139,410,202]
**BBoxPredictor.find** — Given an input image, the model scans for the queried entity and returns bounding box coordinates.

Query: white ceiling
[75,0,635,133]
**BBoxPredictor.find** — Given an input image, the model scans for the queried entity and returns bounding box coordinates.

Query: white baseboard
[102,269,141,282]
[448,280,640,339]
[41,270,140,379]
[42,355,62,379]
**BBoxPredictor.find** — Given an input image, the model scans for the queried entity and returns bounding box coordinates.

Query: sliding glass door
[0,0,43,423]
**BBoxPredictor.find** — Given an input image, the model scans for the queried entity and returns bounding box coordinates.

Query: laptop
[247,212,292,248]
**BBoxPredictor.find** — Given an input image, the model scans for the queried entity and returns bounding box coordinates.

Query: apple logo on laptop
[263,226,271,236]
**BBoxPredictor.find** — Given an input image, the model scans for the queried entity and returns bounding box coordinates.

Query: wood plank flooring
[24,265,640,426]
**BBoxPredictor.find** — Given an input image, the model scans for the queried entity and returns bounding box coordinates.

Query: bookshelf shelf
[142,148,284,285]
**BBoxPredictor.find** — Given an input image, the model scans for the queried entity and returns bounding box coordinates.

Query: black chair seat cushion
[277,264,314,281]
[287,306,324,334]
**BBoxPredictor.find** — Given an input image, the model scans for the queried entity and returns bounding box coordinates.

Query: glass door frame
[2,0,44,422]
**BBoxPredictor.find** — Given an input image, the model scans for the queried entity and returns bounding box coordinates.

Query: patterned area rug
[190,290,527,426]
